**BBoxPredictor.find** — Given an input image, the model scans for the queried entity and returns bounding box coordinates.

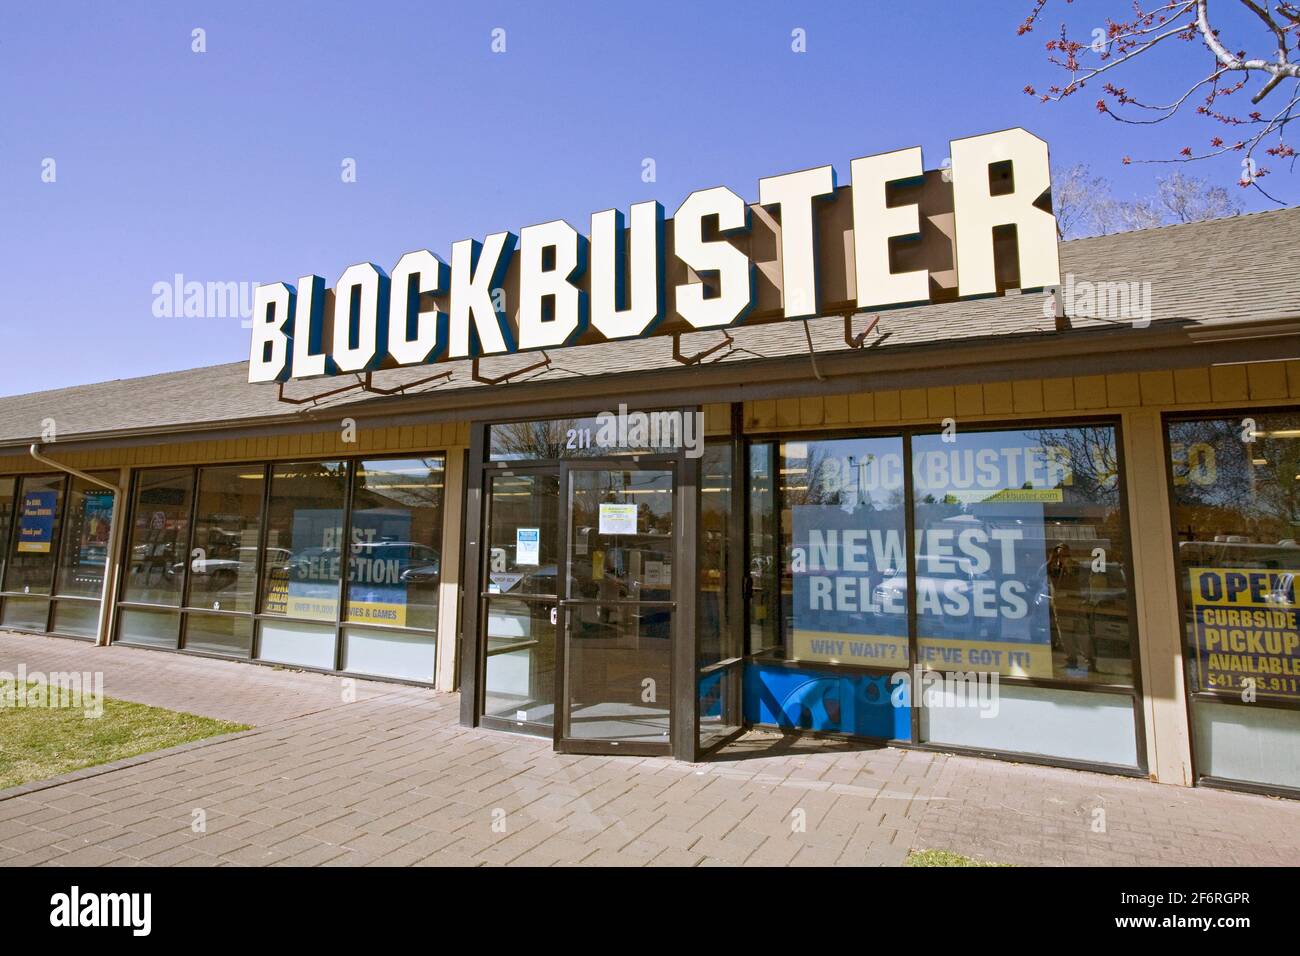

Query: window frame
[741,413,1149,775]
[0,472,70,634]
[1161,405,1300,798]
[112,451,449,686]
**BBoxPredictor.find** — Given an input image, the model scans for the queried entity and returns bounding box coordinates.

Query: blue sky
[0,0,1284,397]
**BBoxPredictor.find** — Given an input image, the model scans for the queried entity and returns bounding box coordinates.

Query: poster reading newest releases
[1189,567,1299,701]
[911,500,1053,677]
[789,431,1069,677]
[790,505,909,668]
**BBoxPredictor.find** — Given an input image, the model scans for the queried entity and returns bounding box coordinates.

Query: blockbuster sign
[248,128,1061,384]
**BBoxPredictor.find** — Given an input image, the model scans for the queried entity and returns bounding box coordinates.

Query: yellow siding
[954,383,983,416]
[1173,368,1212,404]
[1042,377,1075,412]
[899,388,928,421]
[1105,373,1141,408]
[848,391,872,424]
[1138,371,1175,407]
[728,362,1300,436]
[2,362,1297,473]
[982,381,1014,415]
[1248,361,1289,400]
[1012,379,1044,414]
[1209,364,1249,402]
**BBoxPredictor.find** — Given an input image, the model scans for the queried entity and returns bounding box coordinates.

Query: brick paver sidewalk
[2,631,1297,866]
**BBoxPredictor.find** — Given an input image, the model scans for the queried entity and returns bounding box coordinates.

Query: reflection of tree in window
[1030,426,1120,502]
[1168,415,1300,548]
[492,419,576,460]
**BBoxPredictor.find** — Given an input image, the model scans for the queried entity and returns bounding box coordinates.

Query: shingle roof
[1,206,1297,448]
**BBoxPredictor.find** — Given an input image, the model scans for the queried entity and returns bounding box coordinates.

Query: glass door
[479,469,561,735]
[557,462,676,754]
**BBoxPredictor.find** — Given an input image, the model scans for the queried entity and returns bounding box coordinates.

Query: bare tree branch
[1021,0,1299,198]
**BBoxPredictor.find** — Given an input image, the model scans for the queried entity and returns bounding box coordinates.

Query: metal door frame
[554,456,679,757]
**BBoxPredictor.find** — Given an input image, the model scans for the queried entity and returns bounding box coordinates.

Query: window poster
[346,508,415,627]
[912,499,1053,677]
[1189,567,1299,701]
[787,430,1083,678]
[790,504,909,668]
[68,489,114,588]
[910,432,1071,678]
[264,508,415,625]
[16,490,57,554]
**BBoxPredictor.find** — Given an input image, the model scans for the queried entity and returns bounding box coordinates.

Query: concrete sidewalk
[1,631,1297,867]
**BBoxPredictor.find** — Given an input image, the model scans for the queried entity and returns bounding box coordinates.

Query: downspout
[29,444,124,648]
[802,320,827,382]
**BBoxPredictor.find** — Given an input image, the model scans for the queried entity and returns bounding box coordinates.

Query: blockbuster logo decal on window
[248,128,1062,384]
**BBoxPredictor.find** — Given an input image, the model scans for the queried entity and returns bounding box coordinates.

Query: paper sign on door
[516,527,540,565]
[598,503,637,535]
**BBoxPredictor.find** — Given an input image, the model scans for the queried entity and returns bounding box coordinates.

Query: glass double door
[479,460,676,755]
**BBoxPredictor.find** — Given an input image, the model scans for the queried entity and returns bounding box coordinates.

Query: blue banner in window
[17,490,57,554]
[790,504,908,668]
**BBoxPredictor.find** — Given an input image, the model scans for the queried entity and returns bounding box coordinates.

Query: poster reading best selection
[264,508,415,625]
[1189,567,1299,700]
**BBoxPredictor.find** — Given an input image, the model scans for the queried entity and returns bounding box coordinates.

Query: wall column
[1121,408,1194,785]
[435,447,465,692]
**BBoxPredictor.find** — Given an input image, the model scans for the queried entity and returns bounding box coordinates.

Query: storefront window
[4,475,65,597]
[111,453,448,680]
[347,457,445,631]
[55,475,116,599]
[912,426,1134,685]
[184,612,253,658]
[48,473,117,640]
[0,478,15,587]
[187,466,264,614]
[911,424,1138,767]
[339,457,445,682]
[259,460,348,623]
[781,435,907,671]
[1168,411,1300,791]
[741,422,1140,765]
[741,436,912,743]
[255,461,348,669]
[122,468,193,606]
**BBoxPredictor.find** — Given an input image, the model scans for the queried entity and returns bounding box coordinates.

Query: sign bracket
[843,312,881,349]
[357,369,453,396]
[672,330,734,366]
[276,368,455,406]
[472,351,552,386]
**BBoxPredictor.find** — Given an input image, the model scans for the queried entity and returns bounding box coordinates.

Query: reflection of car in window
[171,546,287,599]
[350,541,441,584]
[1178,539,1300,573]
[131,541,180,583]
